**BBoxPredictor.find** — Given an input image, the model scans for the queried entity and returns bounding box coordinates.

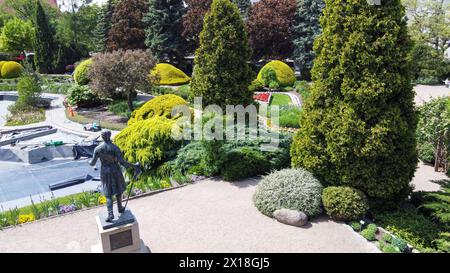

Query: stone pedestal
[91,209,149,253]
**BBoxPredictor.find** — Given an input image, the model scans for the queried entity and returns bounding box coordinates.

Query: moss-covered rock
[128,94,187,125]
[150,63,190,86]
[73,59,93,85]
[257,60,296,87]
[1,61,23,78]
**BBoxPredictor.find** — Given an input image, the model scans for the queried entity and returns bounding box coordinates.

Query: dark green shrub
[291,0,418,204]
[322,186,369,221]
[253,168,323,217]
[66,85,100,108]
[220,147,270,181]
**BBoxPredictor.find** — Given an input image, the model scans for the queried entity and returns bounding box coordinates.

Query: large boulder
[273,209,308,227]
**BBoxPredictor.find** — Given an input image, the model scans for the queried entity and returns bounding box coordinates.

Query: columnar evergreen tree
[291,0,418,206]
[107,0,148,51]
[34,0,56,73]
[143,0,186,64]
[292,0,324,80]
[190,0,253,107]
[93,0,116,52]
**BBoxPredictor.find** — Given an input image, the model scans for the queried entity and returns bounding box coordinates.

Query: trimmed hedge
[1,61,23,78]
[253,168,323,217]
[128,94,187,125]
[73,59,93,85]
[322,186,369,221]
[150,63,191,86]
[256,60,296,87]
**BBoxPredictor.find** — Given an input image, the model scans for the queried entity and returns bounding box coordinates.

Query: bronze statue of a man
[89,129,141,222]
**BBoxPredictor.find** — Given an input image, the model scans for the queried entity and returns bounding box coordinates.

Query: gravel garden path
[0,177,381,253]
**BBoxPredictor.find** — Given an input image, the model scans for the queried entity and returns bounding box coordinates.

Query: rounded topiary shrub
[253,168,323,217]
[0,61,7,78]
[322,186,369,221]
[115,116,182,169]
[73,59,93,85]
[1,61,23,78]
[256,60,296,87]
[150,63,191,86]
[128,94,187,125]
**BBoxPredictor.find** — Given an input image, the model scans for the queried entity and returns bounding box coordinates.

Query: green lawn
[270,93,292,106]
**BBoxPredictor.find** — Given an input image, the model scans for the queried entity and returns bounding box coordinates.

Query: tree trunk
[127,91,134,112]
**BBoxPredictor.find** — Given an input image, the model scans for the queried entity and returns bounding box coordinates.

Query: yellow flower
[18,214,35,224]
[98,196,106,205]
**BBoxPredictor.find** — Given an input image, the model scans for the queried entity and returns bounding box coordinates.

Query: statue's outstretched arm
[89,148,99,166]
[116,147,138,169]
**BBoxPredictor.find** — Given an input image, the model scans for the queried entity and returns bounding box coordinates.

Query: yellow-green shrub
[0,61,7,78]
[114,116,182,169]
[256,60,296,87]
[150,63,190,85]
[128,94,187,125]
[73,58,93,85]
[1,61,23,78]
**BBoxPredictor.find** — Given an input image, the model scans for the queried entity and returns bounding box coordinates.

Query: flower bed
[253,92,271,103]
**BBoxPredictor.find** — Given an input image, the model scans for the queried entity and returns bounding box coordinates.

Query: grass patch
[0,83,17,91]
[107,100,145,118]
[5,108,45,126]
[270,93,292,106]
[279,106,302,128]
[65,108,127,131]
[42,83,73,94]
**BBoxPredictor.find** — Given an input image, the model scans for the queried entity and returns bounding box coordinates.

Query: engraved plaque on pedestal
[91,209,149,253]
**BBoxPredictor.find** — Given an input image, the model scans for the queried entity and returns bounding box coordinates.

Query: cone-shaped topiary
[190,0,254,107]
[290,0,418,206]
[128,94,187,125]
[150,63,191,85]
[256,60,296,87]
[73,59,93,85]
[1,61,23,78]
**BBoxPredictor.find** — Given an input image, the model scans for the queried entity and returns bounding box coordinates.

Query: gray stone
[273,209,308,227]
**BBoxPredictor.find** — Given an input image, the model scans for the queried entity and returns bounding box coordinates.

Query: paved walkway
[414,85,450,106]
[0,178,380,253]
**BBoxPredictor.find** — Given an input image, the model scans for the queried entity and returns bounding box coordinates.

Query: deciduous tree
[107,0,148,51]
